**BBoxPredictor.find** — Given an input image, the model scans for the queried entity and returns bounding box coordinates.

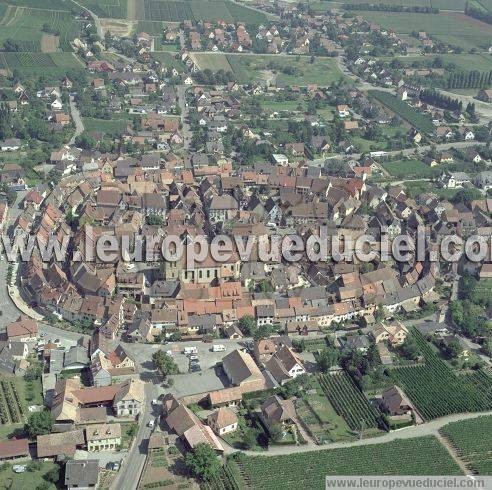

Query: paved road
[110,382,157,490]
[69,96,84,145]
[230,410,492,457]
[177,85,192,150]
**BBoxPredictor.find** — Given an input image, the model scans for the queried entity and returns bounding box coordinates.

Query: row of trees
[446,70,492,90]
[419,89,462,112]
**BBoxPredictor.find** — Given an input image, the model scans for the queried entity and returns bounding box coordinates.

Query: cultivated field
[440,416,492,475]
[229,436,462,489]
[78,0,128,18]
[356,11,492,49]
[369,91,435,133]
[0,6,81,51]
[0,52,84,76]
[135,0,268,24]
[192,53,233,72]
[318,372,383,432]
[390,329,492,420]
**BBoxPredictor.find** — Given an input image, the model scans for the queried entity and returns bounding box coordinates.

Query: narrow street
[110,383,158,490]
[177,85,192,150]
[69,96,84,145]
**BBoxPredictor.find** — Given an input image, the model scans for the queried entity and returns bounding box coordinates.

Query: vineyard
[227,436,462,490]
[440,416,492,475]
[318,372,383,431]
[0,378,25,425]
[0,52,84,77]
[369,90,435,133]
[78,0,128,18]
[390,329,492,420]
[137,0,267,24]
[0,7,80,52]
[203,462,244,490]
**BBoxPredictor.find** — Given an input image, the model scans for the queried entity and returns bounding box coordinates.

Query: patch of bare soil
[101,19,135,37]
[41,34,59,53]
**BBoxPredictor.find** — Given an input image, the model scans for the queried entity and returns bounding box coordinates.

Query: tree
[145,213,164,226]
[43,466,60,483]
[241,428,257,450]
[152,350,179,379]
[316,347,339,372]
[24,361,42,381]
[253,324,276,341]
[238,315,256,336]
[26,411,53,438]
[452,188,483,203]
[400,337,420,361]
[443,337,462,359]
[268,422,283,442]
[184,443,221,481]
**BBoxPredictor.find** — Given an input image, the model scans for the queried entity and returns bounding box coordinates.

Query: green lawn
[0,462,58,489]
[296,390,356,443]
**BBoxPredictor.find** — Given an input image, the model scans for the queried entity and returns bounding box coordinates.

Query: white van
[212,344,226,352]
[183,346,198,355]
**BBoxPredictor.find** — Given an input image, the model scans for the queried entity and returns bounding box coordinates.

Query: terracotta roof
[207,407,238,429]
[0,438,29,459]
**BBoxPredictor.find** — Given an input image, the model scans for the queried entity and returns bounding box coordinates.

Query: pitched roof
[207,407,238,429]
[222,349,263,386]
[0,438,29,459]
[65,460,99,487]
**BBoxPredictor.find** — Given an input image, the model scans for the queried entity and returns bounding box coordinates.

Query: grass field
[226,54,346,85]
[78,0,128,18]
[136,0,268,23]
[230,436,462,489]
[0,52,84,76]
[192,53,233,72]
[395,53,492,72]
[0,5,81,51]
[356,11,492,49]
[151,51,186,70]
[137,19,165,34]
[382,159,437,178]
[440,416,492,474]
[83,117,130,136]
